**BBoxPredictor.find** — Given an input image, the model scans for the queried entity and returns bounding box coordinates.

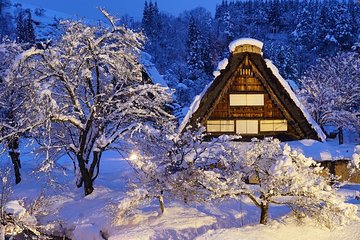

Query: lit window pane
[230,95,247,106]
[260,120,287,132]
[236,120,258,134]
[229,94,264,106]
[247,120,258,134]
[220,120,234,132]
[247,94,264,106]
[207,120,234,132]
[236,120,247,134]
[274,120,287,131]
[260,120,274,131]
[207,124,221,132]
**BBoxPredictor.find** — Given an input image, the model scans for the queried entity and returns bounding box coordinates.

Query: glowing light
[129,152,139,161]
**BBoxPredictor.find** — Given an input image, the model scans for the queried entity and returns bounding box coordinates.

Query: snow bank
[285,139,357,161]
[265,59,326,141]
[111,203,217,240]
[73,224,103,240]
[196,218,360,240]
[229,38,264,52]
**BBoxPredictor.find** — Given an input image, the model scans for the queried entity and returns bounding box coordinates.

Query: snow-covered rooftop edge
[229,38,264,53]
[265,59,326,141]
[140,52,168,87]
[178,84,210,133]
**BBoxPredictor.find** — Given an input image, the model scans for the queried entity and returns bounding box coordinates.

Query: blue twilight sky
[14,0,223,20]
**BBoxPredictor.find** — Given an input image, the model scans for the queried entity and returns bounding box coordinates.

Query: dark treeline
[1,0,359,107]
[141,0,359,106]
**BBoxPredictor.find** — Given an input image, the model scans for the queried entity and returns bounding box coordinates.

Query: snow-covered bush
[348,145,360,175]
[116,124,357,228]
[0,167,43,239]
[226,138,357,226]
[115,125,241,219]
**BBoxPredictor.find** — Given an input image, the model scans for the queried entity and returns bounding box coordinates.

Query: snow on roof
[179,38,326,141]
[213,58,228,78]
[140,52,168,87]
[229,38,264,52]
[180,39,264,132]
[265,59,326,141]
[178,81,212,132]
[287,79,300,92]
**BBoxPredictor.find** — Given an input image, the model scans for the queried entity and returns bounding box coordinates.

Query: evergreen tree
[186,16,205,79]
[333,2,355,51]
[292,2,315,48]
[16,9,35,44]
[0,0,12,39]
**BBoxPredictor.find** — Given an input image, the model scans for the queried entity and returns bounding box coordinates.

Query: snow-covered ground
[1,136,359,239]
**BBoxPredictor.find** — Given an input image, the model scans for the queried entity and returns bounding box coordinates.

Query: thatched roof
[180,38,326,141]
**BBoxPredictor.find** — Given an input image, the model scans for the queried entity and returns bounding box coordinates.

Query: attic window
[260,120,287,132]
[241,68,252,76]
[236,120,258,134]
[207,120,234,132]
[229,94,264,106]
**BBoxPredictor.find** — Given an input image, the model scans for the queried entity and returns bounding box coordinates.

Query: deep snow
[1,138,360,239]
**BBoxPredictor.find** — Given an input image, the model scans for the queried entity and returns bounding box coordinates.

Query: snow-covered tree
[237,138,357,225]
[15,8,35,44]
[113,125,242,219]
[0,40,43,184]
[196,138,358,226]
[117,127,357,227]
[186,16,205,79]
[7,10,174,196]
[298,52,360,143]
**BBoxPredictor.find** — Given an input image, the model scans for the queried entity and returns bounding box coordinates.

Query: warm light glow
[129,152,139,161]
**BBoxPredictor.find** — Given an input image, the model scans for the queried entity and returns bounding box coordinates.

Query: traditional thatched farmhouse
[180,38,326,141]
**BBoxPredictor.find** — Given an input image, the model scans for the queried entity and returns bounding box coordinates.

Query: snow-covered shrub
[348,145,360,174]
[118,125,243,218]
[227,138,357,226]
[0,167,40,239]
[119,125,357,228]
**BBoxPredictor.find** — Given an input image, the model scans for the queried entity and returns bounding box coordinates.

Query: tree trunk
[0,224,5,240]
[77,155,94,196]
[159,195,165,214]
[8,137,21,184]
[259,203,269,224]
[338,127,344,145]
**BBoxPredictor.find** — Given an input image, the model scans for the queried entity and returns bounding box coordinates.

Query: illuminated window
[260,120,287,132]
[230,94,264,106]
[207,120,234,132]
[236,120,258,134]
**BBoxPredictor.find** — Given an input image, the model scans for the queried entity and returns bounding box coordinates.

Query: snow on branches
[297,52,360,140]
[6,10,175,195]
[122,132,357,227]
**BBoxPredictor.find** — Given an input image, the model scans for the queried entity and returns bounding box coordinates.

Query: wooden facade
[184,42,323,141]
